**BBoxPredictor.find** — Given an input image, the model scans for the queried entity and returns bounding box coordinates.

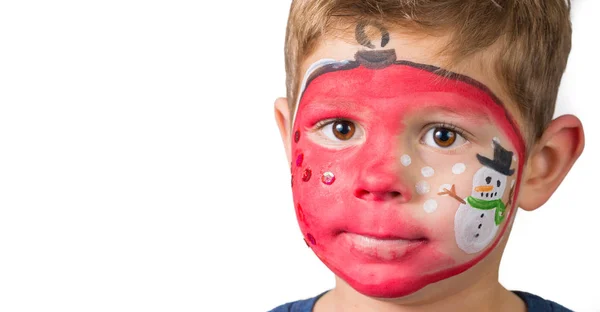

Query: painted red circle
[296,153,304,167]
[302,168,312,182]
[307,233,316,245]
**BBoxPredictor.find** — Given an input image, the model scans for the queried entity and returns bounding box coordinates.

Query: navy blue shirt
[269,290,573,312]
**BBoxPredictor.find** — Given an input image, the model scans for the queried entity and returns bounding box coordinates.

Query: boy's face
[289,25,526,298]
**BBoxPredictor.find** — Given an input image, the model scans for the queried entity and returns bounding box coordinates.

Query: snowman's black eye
[486,177,492,184]
[497,180,501,187]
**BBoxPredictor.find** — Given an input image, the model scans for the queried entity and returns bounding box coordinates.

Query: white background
[0,1,598,311]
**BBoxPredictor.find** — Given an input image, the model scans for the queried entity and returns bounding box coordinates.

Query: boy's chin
[323,248,501,300]
[343,275,430,298]
[333,264,441,298]
[320,253,465,299]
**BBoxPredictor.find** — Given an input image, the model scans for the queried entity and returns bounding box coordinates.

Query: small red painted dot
[296,153,304,167]
[302,168,312,182]
[294,130,301,143]
[307,233,316,245]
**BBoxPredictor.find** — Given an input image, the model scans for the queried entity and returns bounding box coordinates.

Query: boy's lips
[339,231,429,261]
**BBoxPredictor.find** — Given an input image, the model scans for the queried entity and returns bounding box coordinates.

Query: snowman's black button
[481,213,485,218]
[478,224,482,229]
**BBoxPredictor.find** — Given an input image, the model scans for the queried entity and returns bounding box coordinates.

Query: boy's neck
[314,272,526,312]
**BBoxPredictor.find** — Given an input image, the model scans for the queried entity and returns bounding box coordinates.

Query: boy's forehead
[297,33,523,127]
[301,63,499,109]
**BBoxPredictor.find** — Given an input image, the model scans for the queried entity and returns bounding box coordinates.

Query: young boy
[271,1,584,311]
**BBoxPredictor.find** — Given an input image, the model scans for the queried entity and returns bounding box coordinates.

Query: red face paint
[291,60,526,298]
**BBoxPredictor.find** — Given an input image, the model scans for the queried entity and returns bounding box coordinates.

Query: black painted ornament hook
[355,21,390,49]
[354,21,396,69]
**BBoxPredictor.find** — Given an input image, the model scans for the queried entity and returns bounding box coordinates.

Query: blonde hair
[284,0,572,146]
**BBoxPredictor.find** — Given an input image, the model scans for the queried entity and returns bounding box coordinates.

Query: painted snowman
[453,141,515,254]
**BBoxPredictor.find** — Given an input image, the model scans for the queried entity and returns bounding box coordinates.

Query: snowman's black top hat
[476,140,515,176]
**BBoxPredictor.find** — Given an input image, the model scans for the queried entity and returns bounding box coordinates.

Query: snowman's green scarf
[466,196,506,226]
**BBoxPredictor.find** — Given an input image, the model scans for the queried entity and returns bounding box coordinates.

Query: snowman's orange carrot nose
[474,185,494,192]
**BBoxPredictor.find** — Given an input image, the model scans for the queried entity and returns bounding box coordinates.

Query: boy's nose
[353,153,412,203]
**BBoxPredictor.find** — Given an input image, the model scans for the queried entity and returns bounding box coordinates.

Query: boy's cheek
[290,139,360,237]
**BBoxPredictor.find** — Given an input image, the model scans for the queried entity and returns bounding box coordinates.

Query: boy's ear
[518,114,585,211]
[274,97,292,165]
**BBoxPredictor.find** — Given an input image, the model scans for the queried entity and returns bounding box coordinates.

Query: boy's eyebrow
[301,97,370,115]
[424,104,493,124]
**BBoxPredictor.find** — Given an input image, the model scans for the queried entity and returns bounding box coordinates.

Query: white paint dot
[493,137,501,143]
[439,184,452,193]
[401,154,412,166]
[452,163,466,175]
[424,199,438,213]
[416,181,431,195]
[511,179,516,188]
[512,155,518,162]
[421,166,435,178]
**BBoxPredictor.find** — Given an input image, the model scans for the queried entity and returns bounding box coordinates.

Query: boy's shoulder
[513,291,573,312]
[268,291,572,312]
[268,291,328,312]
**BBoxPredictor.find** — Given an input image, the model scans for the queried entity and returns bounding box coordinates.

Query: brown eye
[433,128,456,147]
[332,120,356,141]
[422,126,468,149]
